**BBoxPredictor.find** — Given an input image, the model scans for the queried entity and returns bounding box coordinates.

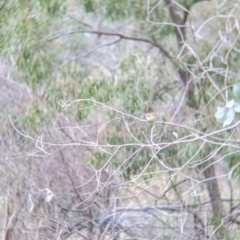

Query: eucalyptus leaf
[215,106,228,123]
[233,82,240,99]
[226,99,235,108]
[234,103,240,112]
[223,108,235,127]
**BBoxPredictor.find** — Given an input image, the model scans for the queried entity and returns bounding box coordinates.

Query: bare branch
[47,30,173,60]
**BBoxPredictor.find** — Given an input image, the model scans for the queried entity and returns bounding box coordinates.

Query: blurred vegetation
[1,0,240,189]
[1,0,240,239]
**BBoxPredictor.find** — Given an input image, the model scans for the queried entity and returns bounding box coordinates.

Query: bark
[203,163,230,239]
[164,0,199,109]
[203,164,223,222]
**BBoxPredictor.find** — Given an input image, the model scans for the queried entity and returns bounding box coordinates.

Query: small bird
[145,112,155,122]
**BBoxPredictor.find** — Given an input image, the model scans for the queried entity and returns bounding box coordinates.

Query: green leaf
[234,102,240,112]
[215,105,236,127]
[215,106,227,123]
[226,99,235,108]
[233,82,240,99]
[84,0,95,12]
[223,108,235,127]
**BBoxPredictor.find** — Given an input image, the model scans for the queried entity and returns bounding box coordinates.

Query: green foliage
[220,147,240,179]
[177,0,201,6]
[46,78,78,111]
[39,0,63,16]
[16,47,53,88]
[83,0,146,20]
[215,83,240,127]
[1,0,239,182]
[233,83,240,99]
[2,0,240,238]
[0,0,66,89]
[83,0,94,12]
[19,99,47,126]
[75,55,150,121]
[76,102,92,121]
[184,141,213,166]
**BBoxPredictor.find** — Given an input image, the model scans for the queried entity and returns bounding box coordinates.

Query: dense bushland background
[1,0,240,239]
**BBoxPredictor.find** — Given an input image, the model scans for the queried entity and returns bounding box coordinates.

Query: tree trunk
[165,0,199,109]
[202,162,230,239]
